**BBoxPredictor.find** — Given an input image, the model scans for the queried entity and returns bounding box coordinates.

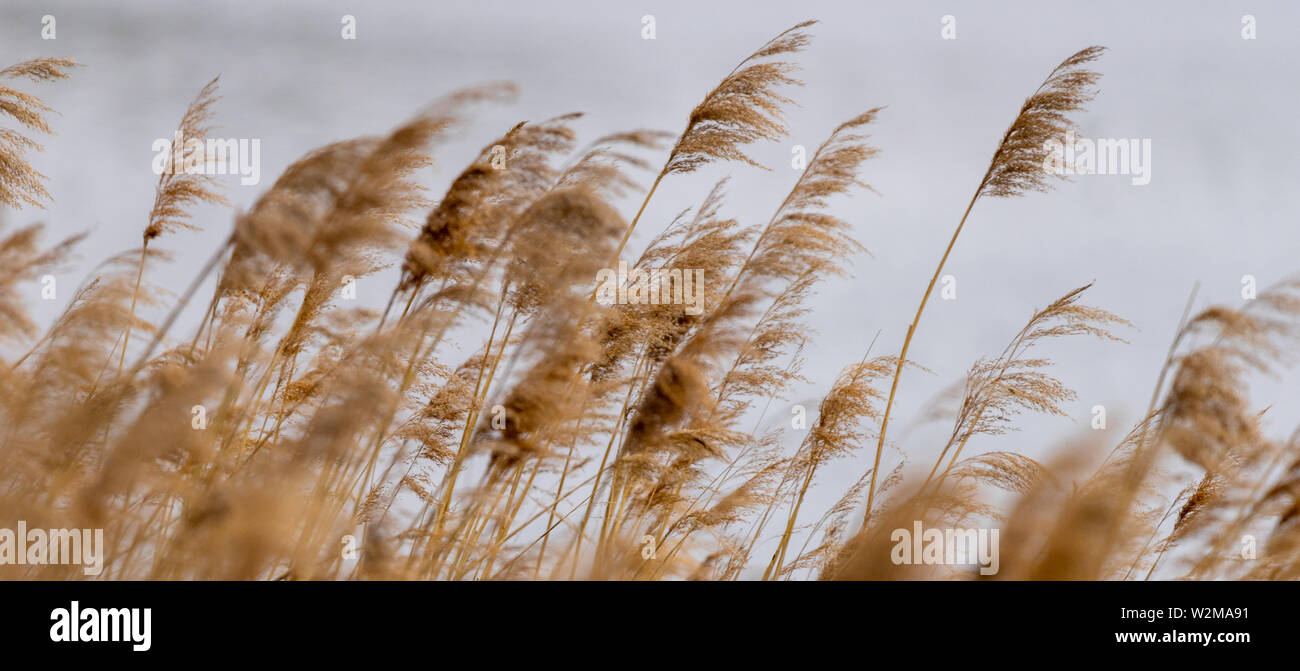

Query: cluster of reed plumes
[4,22,1300,581]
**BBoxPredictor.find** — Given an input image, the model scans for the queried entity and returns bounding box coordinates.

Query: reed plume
[0,58,77,209]
[119,78,228,374]
[608,20,815,262]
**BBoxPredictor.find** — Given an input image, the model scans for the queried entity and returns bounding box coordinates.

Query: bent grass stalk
[863,192,977,529]
[863,46,1105,530]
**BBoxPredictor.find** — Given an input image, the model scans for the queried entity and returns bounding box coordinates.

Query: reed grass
[2,30,1299,582]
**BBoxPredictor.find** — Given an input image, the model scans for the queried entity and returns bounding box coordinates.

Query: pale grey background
[2,1,1297,520]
